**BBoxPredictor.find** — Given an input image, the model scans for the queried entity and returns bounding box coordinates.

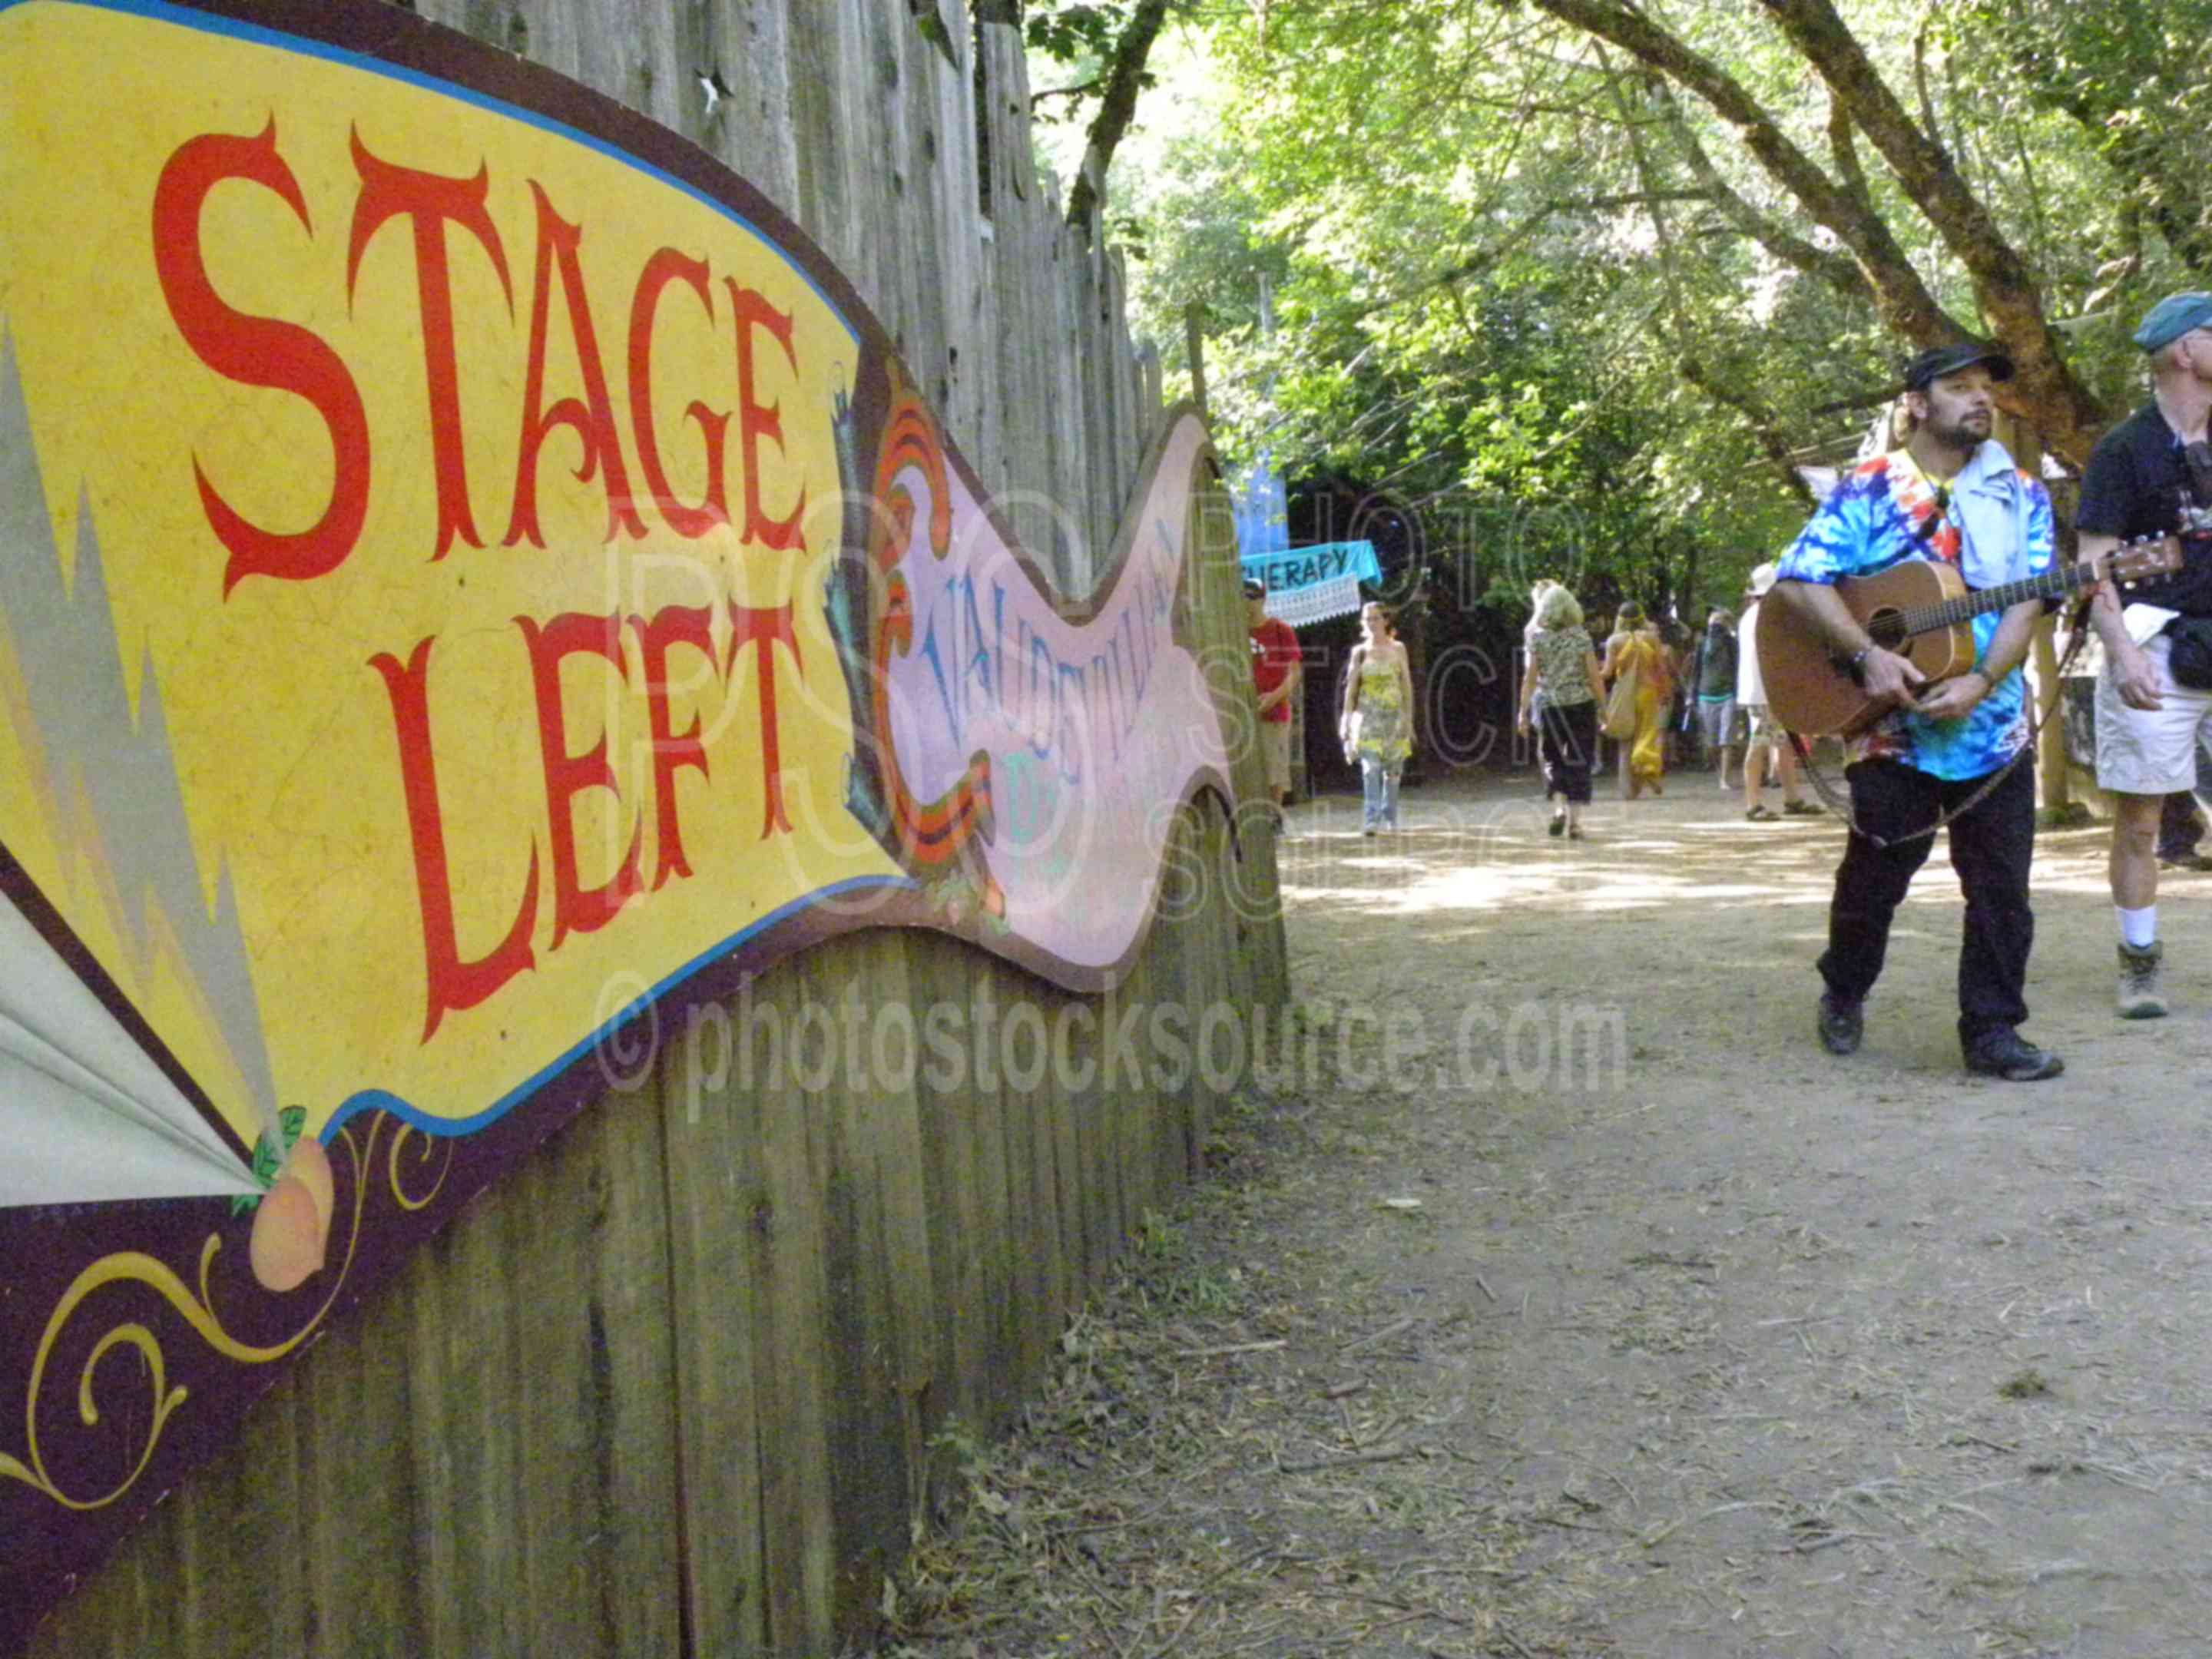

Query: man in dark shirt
[2081,290,2212,1018]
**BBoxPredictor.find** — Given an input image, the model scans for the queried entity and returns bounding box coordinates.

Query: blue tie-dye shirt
[1776,444,2054,781]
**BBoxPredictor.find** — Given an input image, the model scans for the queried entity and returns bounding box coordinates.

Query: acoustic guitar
[1757,538,2184,737]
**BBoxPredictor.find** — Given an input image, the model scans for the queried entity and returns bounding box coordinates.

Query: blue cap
[2134,291,2212,353]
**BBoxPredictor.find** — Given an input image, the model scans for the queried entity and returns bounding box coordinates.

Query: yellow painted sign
[1,0,893,1170]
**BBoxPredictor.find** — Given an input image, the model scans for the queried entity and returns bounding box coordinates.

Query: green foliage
[1026,2,1127,65]
[230,1104,308,1215]
[1100,0,2202,621]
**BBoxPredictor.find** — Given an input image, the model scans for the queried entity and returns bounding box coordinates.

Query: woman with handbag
[1517,586,1606,838]
[1603,602,1674,800]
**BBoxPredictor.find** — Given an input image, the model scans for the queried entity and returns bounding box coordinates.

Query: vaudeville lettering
[911,556,1176,789]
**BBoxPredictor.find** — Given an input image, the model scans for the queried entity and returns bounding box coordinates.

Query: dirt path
[885,765,2212,1659]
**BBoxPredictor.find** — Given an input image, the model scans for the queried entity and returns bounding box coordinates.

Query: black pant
[1818,757,2036,1047]
[1538,700,1596,805]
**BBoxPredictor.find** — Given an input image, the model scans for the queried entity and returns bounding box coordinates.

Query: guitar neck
[1885,559,2095,643]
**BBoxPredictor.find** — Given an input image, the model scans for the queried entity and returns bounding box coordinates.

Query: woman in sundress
[1339,601,1415,834]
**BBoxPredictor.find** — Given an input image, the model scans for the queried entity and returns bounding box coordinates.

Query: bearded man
[1770,343,2062,1081]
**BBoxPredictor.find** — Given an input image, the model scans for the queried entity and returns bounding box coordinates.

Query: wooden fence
[406,0,1155,596]
[24,4,1290,1651]
[30,485,1285,1659]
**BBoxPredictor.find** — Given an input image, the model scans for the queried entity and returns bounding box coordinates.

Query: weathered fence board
[659,1002,772,1657]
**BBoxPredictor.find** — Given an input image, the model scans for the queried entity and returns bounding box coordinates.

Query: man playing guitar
[1770,342,2063,1081]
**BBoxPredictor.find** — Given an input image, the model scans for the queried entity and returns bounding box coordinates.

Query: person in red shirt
[1247,578,1302,816]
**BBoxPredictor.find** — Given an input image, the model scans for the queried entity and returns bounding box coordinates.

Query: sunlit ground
[1277,767,2133,923]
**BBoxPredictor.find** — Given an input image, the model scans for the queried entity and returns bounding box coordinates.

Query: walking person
[1517,584,1605,839]
[1688,606,1740,787]
[2080,291,2212,1016]
[1771,341,2061,1081]
[1737,564,1820,820]
[1524,580,1561,806]
[1340,601,1414,836]
[1601,602,1673,799]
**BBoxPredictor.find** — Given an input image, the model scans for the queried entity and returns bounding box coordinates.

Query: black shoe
[1816,992,1862,1056]
[1963,1028,2065,1082]
[1548,812,1566,837]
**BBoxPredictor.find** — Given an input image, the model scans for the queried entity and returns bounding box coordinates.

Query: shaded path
[887,767,2212,1659]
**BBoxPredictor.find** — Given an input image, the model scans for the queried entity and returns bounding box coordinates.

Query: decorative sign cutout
[0,0,1233,1641]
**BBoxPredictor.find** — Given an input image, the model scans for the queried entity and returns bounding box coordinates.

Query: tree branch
[1825,94,1868,207]
[1032,77,1102,108]
[1601,56,1815,512]
[1752,0,2108,467]
[1065,0,1173,239]
[1525,0,1962,346]
[1653,81,1860,297]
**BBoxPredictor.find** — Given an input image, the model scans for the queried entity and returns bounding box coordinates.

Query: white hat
[1745,561,1778,598]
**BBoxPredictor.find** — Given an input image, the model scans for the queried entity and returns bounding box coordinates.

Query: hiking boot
[1963,1028,2065,1081]
[2117,940,2167,1019]
[1816,992,1863,1056]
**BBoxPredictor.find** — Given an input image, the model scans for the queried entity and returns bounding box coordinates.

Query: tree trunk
[1065,0,1172,240]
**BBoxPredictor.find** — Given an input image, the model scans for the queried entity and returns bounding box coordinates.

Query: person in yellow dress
[1339,601,1415,833]
[1602,602,1674,799]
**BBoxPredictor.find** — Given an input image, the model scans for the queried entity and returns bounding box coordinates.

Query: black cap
[1902,340,2015,392]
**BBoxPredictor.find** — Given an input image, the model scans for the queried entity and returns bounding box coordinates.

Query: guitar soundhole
[1866,608,1907,650]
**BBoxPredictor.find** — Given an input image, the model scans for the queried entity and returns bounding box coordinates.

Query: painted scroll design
[0,1117,417,1512]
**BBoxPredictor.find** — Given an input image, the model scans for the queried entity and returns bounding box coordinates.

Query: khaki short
[2096,633,2212,796]
[1260,719,1292,792]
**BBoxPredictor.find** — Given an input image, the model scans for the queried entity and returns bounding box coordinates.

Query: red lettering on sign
[153,122,371,594]
[369,637,541,1041]
[505,182,647,548]
[628,250,731,540]
[725,283,806,552]
[519,611,644,946]
[346,130,513,561]
[628,604,717,888]
[725,601,800,837]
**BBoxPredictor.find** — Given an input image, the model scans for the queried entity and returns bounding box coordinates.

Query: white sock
[2118,905,2157,949]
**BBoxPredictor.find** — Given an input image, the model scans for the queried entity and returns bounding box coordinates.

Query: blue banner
[1239,540,1380,627]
